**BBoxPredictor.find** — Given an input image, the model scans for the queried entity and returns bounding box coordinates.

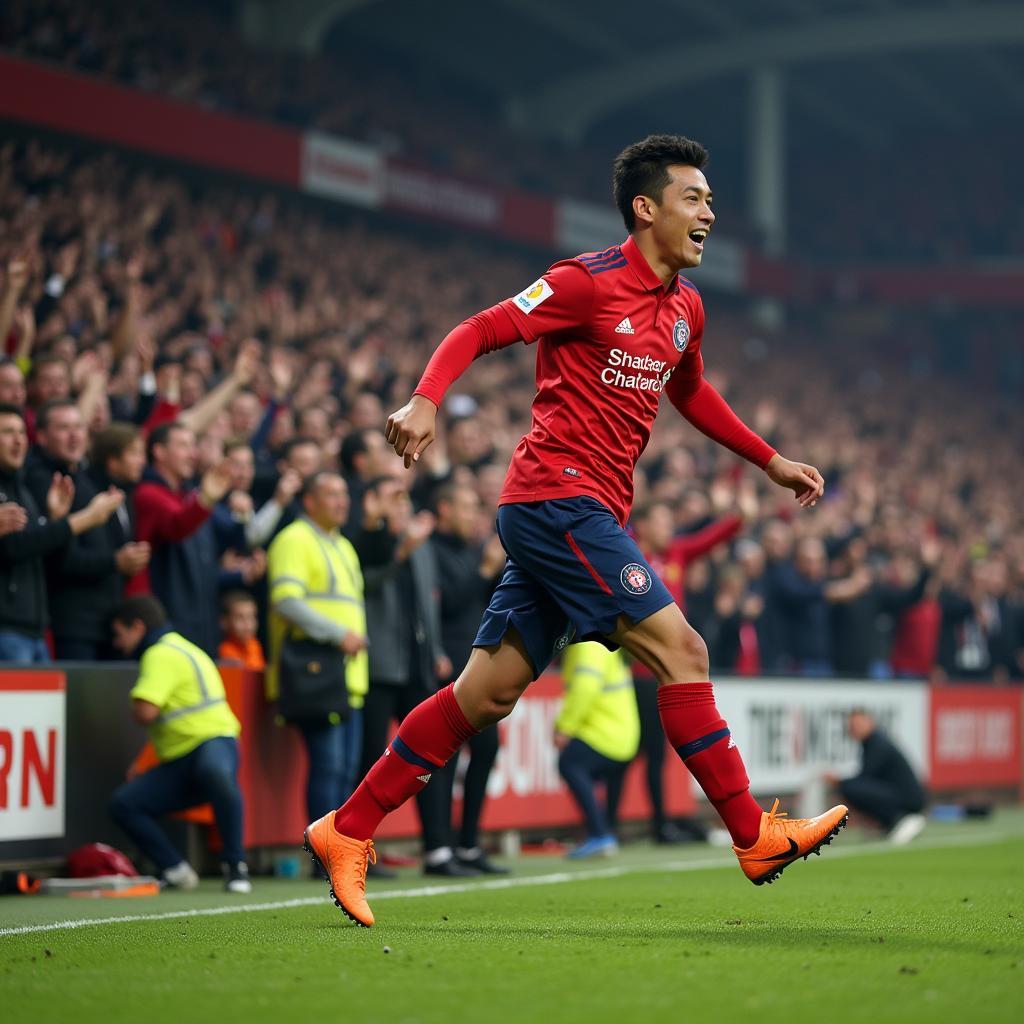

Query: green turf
[3,816,1023,1024]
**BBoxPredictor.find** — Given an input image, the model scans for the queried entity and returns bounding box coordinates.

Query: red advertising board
[221,669,692,845]
[929,686,1023,790]
[0,672,66,841]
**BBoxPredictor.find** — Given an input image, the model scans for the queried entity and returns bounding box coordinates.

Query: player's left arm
[665,303,824,510]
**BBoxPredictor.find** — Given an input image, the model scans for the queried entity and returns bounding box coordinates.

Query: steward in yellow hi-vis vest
[131,628,240,762]
[266,472,369,821]
[557,642,640,763]
[555,642,640,857]
[108,595,250,892]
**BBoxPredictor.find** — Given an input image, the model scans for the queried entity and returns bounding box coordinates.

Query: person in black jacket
[360,477,454,876]
[24,403,151,659]
[87,423,152,657]
[828,537,939,678]
[0,403,124,662]
[428,483,508,874]
[827,709,926,844]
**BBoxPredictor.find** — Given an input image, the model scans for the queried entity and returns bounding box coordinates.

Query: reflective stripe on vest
[304,521,361,600]
[154,636,226,724]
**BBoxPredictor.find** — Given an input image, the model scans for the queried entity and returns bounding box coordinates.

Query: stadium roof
[245,0,1024,154]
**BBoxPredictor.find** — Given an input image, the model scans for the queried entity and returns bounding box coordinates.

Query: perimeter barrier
[1,667,1020,864]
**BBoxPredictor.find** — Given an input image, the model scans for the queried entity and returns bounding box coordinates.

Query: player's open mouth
[688,229,708,251]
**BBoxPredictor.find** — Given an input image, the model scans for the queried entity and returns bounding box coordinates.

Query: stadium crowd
[0,138,1022,687]
[4,0,1022,263]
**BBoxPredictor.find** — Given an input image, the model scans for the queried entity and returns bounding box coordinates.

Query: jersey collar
[622,235,679,294]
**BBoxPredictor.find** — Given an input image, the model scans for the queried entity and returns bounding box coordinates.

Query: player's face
[652,165,715,270]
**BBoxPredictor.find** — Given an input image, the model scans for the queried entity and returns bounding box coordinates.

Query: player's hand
[385,394,437,469]
[764,453,824,509]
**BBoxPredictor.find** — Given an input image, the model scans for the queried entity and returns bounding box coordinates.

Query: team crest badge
[672,317,690,353]
[620,563,652,595]
[553,625,576,654]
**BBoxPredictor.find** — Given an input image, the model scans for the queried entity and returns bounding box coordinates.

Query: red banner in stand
[0,54,300,186]
[929,685,1023,790]
[221,668,692,845]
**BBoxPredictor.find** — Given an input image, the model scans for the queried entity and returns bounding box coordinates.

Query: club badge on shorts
[672,317,690,353]
[620,563,652,595]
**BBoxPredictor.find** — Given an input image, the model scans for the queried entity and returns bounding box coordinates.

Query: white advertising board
[712,679,929,796]
[0,682,66,841]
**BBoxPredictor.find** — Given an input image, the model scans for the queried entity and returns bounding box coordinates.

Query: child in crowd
[218,591,265,670]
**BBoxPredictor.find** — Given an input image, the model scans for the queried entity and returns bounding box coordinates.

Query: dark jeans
[0,630,50,663]
[54,636,102,660]
[632,674,667,833]
[109,736,244,871]
[558,738,628,839]
[840,776,925,830]
[421,724,502,853]
[458,726,500,850]
[361,681,451,853]
[298,708,363,822]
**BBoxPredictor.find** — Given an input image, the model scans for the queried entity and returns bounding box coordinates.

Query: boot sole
[749,812,849,886]
[302,829,372,928]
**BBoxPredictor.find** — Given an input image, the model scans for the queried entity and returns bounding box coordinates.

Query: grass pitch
[3,814,1023,1024]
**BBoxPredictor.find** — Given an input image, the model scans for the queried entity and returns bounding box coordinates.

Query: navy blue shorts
[473,497,674,678]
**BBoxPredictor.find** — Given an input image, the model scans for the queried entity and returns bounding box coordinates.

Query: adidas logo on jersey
[614,317,635,334]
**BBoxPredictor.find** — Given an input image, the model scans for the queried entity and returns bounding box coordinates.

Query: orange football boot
[303,812,377,927]
[734,798,848,886]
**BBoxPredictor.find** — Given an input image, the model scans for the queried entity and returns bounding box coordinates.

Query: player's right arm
[385,261,594,467]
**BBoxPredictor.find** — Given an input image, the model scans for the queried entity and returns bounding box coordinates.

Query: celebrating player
[305,134,848,927]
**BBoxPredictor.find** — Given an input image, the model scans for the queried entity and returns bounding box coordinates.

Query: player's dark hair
[112,594,167,631]
[613,134,709,231]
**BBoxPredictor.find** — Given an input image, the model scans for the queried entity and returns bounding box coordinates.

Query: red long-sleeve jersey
[415,236,775,526]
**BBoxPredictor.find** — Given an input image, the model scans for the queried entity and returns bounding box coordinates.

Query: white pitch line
[0,828,1017,938]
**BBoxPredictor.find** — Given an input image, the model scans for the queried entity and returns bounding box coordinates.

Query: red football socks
[657,682,763,848]
[333,683,476,840]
